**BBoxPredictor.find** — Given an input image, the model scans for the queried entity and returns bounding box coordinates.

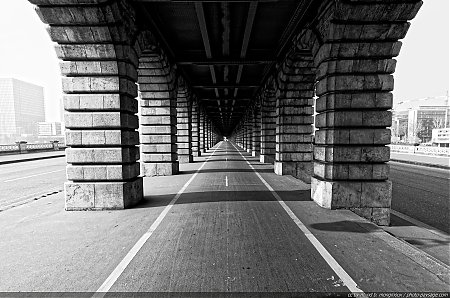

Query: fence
[0,141,65,155]
[389,145,449,157]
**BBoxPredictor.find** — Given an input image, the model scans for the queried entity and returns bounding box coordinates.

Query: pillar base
[252,150,260,157]
[179,155,194,163]
[142,162,179,176]
[65,178,143,210]
[260,154,274,164]
[311,177,392,226]
[274,161,312,183]
[246,148,252,153]
[192,151,201,157]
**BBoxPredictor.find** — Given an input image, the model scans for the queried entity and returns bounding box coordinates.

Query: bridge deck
[0,141,448,293]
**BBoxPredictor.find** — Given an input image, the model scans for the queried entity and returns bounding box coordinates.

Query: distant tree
[398,121,408,139]
[415,120,425,142]
[433,118,445,129]
[417,119,434,142]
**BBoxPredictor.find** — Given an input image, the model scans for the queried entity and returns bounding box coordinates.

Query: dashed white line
[94,143,222,296]
[225,176,228,187]
[3,169,65,183]
[230,142,365,295]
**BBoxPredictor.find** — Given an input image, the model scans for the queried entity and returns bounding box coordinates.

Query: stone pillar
[51,141,60,151]
[32,0,143,209]
[252,104,261,157]
[16,141,28,153]
[139,53,178,176]
[199,110,206,153]
[176,82,193,163]
[191,100,200,157]
[309,0,422,225]
[274,55,314,183]
[209,120,214,148]
[260,87,277,164]
[204,118,210,151]
[245,113,253,153]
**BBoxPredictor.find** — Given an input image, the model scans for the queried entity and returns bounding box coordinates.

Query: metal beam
[135,0,279,2]
[193,84,258,89]
[177,59,272,66]
[221,2,230,98]
[195,2,220,99]
[233,2,258,102]
[200,98,251,101]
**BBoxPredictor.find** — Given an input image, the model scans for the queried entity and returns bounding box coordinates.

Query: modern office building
[392,96,450,143]
[431,128,450,147]
[38,122,62,136]
[0,78,45,143]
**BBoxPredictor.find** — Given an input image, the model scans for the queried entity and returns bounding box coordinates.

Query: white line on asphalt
[94,143,222,296]
[390,210,450,239]
[3,169,65,183]
[230,142,366,295]
[225,176,228,187]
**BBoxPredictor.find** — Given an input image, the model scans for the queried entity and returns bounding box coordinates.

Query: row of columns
[30,0,422,226]
[231,0,422,226]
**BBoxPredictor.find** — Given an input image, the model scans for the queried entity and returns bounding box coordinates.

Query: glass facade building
[0,78,45,143]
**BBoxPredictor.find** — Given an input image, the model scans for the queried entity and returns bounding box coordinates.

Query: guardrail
[0,141,65,154]
[389,145,449,156]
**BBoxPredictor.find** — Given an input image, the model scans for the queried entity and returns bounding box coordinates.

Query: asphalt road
[0,156,66,210]
[0,151,448,235]
[0,142,447,292]
[389,161,450,233]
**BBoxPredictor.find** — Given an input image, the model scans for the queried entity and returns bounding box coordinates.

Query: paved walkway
[0,141,448,293]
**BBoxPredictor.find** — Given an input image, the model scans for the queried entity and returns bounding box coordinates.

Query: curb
[0,154,65,165]
[390,158,450,170]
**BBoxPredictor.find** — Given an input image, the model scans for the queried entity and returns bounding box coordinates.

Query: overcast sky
[0,0,448,122]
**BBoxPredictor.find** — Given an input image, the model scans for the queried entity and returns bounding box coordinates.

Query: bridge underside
[29,0,422,225]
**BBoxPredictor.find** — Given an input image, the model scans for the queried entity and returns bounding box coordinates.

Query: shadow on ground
[137,189,311,209]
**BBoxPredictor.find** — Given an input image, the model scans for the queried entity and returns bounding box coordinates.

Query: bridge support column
[176,82,193,163]
[309,0,422,225]
[252,104,261,157]
[274,56,314,183]
[260,87,276,164]
[139,54,178,176]
[200,111,206,153]
[245,114,253,153]
[205,120,211,150]
[33,1,143,209]
[192,100,200,157]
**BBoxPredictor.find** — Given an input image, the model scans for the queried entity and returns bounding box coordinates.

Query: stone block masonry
[176,82,193,163]
[309,0,422,225]
[138,53,179,176]
[33,0,143,209]
[274,55,315,184]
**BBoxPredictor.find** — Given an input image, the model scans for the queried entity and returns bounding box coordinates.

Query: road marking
[390,210,450,239]
[3,169,65,183]
[230,142,365,295]
[94,143,222,296]
[225,176,228,187]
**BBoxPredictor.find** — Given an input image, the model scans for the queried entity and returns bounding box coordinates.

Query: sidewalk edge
[390,158,450,169]
[0,154,65,165]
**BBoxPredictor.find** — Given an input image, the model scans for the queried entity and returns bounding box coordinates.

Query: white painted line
[94,142,222,296]
[230,142,366,295]
[391,210,450,239]
[3,169,65,183]
[225,176,228,187]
